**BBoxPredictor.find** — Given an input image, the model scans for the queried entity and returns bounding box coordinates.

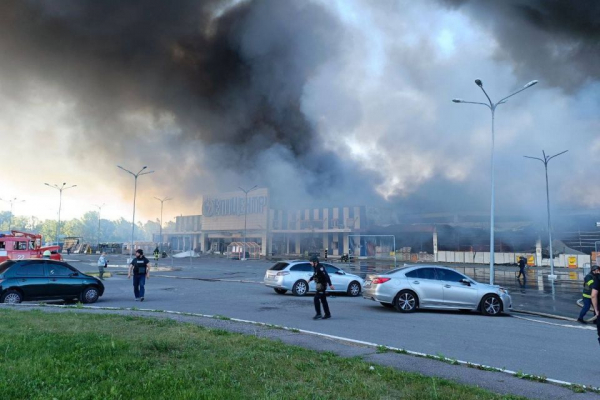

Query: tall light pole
[154,196,172,251]
[453,79,537,285]
[239,185,258,260]
[524,150,568,280]
[118,165,154,261]
[44,183,77,247]
[94,203,105,250]
[0,197,24,231]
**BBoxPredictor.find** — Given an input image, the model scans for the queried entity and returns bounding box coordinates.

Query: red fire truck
[0,231,62,262]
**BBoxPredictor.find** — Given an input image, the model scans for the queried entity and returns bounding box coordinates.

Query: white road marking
[512,314,596,330]
[1,302,594,391]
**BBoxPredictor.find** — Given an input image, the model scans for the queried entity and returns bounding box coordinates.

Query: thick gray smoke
[0,0,598,225]
[440,0,600,91]
[0,0,382,213]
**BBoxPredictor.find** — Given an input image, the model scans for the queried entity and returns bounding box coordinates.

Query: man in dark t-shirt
[128,249,150,301]
[590,272,600,345]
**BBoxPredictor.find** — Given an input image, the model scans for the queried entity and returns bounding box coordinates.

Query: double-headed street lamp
[118,165,154,261]
[44,183,77,246]
[453,79,538,285]
[239,185,258,261]
[94,203,105,250]
[524,150,568,280]
[154,196,172,251]
[0,197,24,231]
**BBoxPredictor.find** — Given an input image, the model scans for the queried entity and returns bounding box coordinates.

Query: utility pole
[239,185,258,260]
[453,79,537,284]
[0,197,24,231]
[94,203,105,252]
[44,183,77,247]
[118,165,154,261]
[524,150,568,279]
[154,196,172,252]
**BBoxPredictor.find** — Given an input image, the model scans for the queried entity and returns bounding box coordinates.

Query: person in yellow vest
[579,265,600,323]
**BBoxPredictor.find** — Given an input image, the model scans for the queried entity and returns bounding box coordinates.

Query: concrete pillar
[343,233,349,256]
[200,233,206,253]
[536,237,542,266]
[295,236,301,254]
[286,236,290,255]
[261,232,268,256]
[433,228,438,262]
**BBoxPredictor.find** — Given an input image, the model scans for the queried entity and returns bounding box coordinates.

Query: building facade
[155,188,367,257]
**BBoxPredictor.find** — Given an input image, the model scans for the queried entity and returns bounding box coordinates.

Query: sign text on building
[203,195,268,218]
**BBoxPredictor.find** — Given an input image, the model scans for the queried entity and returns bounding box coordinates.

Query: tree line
[0,211,175,244]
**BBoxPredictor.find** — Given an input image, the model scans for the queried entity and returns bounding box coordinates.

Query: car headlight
[498,287,508,295]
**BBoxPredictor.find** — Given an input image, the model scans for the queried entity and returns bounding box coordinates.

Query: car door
[323,264,345,292]
[45,263,81,298]
[406,267,444,307]
[14,262,49,299]
[289,263,315,291]
[436,268,479,308]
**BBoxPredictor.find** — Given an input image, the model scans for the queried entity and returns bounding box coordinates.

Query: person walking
[590,272,600,345]
[153,246,160,265]
[97,252,108,280]
[128,249,150,301]
[517,256,527,279]
[579,265,600,323]
[308,256,335,320]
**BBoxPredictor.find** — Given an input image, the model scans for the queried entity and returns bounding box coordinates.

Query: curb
[512,309,577,322]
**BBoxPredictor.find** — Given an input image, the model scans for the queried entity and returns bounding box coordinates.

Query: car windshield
[269,262,289,271]
[0,260,14,274]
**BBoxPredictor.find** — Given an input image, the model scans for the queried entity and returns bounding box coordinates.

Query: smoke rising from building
[0,0,598,224]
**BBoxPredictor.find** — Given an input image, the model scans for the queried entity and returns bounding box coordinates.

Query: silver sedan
[363,265,511,316]
[264,260,363,297]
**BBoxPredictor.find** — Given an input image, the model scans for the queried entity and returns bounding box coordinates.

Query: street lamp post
[0,197,24,231]
[118,165,154,261]
[239,185,258,261]
[44,183,77,247]
[94,203,105,251]
[154,196,172,252]
[453,79,537,285]
[524,150,568,280]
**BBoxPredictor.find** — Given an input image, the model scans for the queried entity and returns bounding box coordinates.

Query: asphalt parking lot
[47,254,600,389]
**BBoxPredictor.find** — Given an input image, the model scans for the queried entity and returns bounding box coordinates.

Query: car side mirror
[336,270,345,275]
[460,279,470,286]
[70,272,79,277]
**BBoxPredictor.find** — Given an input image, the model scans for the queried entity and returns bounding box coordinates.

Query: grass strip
[0,309,525,399]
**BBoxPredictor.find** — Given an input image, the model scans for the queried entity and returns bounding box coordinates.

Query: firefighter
[308,256,335,320]
[579,265,600,323]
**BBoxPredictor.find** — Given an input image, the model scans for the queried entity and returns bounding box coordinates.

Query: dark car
[0,259,104,304]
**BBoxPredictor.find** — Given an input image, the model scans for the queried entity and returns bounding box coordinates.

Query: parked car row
[0,259,104,304]
[264,261,512,316]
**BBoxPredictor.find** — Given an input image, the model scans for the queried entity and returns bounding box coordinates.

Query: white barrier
[436,250,590,267]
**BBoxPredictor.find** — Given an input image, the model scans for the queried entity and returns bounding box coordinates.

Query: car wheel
[274,288,287,295]
[394,290,418,313]
[81,286,100,304]
[1,289,23,304]
[347,281,361,297]
[292,280,309,296]
[480,294,502,316]
[380,302,394,308]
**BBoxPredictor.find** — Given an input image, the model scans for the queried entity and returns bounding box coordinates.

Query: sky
[0,0,598,226]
